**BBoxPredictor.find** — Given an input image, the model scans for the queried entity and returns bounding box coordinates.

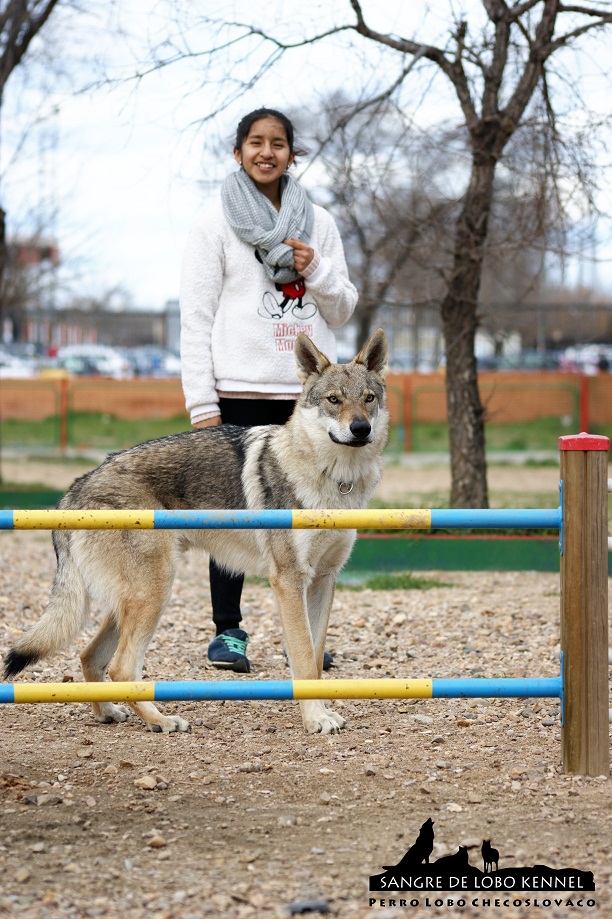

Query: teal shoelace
[219,634,248,654]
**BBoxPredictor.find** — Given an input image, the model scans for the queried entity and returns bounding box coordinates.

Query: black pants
[211,397,296,635]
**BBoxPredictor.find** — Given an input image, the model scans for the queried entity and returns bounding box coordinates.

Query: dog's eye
[327,395,340,404]
[365,393,375,403]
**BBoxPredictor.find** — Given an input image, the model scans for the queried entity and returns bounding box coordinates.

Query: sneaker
[208,629,250,673]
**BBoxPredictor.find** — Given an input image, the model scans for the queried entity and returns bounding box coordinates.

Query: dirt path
[375,464,563,503]
[0,530,610,919]
[0,456,565,500]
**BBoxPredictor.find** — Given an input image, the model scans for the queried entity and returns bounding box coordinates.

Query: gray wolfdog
[4,329,389,735]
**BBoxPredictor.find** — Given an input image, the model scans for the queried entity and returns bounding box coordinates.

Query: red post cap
[558,432,610,451]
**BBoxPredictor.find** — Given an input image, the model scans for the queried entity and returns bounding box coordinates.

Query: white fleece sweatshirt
[179,198,358,422]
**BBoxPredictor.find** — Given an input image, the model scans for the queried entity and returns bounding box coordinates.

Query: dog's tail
[4,532,89,679]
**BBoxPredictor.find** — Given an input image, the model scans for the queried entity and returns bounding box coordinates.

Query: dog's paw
[93,702,130,724]
[148,715,191,734]
[324,707,347,731]
[302,702,347,735]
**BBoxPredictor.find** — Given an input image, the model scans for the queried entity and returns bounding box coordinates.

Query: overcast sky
[2,0,611,312]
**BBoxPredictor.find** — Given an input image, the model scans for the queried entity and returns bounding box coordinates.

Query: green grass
[341,572,452,591]
[360,416,609,454]
[1,416,62,447]
[4,412,606,454]
[246,573,451,591]
[69,412,191,450]
[409,416,585,452]
[1,412,190,451]
[0,481,58,492]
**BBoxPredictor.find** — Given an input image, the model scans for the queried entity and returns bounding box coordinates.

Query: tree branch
[242,20,355,50]
[482,8,511,119]
[507,0,547,19]
[546,13,612,55]
[349,0,479,128]
[557,3,612,15]
[299,56,426,175]
[349,0,450,71]
[0,0,60,101]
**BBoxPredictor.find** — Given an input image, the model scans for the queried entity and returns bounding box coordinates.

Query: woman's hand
[284,237,314,274]
[193,416,221,429]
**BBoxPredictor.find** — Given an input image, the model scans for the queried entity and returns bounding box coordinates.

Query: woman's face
[234,117,295,195]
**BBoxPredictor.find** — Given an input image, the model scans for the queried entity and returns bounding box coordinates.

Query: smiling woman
[179,106,359,674]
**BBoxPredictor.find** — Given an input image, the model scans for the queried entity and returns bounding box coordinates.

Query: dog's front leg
[307,570,347,732]
[307,570,337,674]
[270,570,343,735]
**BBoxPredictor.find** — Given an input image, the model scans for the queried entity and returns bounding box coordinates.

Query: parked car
[54,344,132,378]
[561,344,612,375]
[123,346,181,377]
[495,349,562,371]
[476,355,499,371]
[0,350,37,378]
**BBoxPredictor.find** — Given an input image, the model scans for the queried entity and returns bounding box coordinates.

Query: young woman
[179,108,358,672]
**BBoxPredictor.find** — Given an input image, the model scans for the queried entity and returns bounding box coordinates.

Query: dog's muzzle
[329,418,372,448]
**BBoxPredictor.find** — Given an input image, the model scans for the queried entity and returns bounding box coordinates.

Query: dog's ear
[294,333,331,383]
[354,328,388,377]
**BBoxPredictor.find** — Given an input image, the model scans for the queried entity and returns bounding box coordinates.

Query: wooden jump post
[559,433,610,776]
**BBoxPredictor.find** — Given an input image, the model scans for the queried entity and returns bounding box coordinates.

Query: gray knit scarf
[221,168,314,284]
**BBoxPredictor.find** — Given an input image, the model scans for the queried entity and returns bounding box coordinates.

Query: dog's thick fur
[4,330,389,735]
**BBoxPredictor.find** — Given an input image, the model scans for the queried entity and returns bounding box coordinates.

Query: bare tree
[147,1,612,507]
[0,0,61,298]
[0,1,59,105]
[303,91,594,372]
[349,2,612,506]
[299,96,453,348]
[0,1,61,483]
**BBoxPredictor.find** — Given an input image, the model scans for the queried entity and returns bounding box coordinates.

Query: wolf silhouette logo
[482,839,500,873]
[383,818,434,869]
[435,845,470,870]
[370,817,595,894]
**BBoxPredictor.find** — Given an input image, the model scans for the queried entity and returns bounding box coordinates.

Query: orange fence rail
[3,373,612,452]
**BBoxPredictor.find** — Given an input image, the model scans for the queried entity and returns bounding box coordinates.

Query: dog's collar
[323,468,354,495]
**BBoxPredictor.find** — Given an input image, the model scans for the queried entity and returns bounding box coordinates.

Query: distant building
[19,302,178,353]
[13,237,60,268]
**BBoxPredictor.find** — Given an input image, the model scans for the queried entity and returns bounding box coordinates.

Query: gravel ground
[0,460,610,918]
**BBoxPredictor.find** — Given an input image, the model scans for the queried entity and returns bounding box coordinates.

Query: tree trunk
[356,305,374,349]
[441,157,497,508]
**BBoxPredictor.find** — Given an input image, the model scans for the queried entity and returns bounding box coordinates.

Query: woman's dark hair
[234,108,307,157]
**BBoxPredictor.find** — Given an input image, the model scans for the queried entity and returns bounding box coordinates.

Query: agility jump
[0,508,561,530]
[0,675,564,705]
[1,433,609,777]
